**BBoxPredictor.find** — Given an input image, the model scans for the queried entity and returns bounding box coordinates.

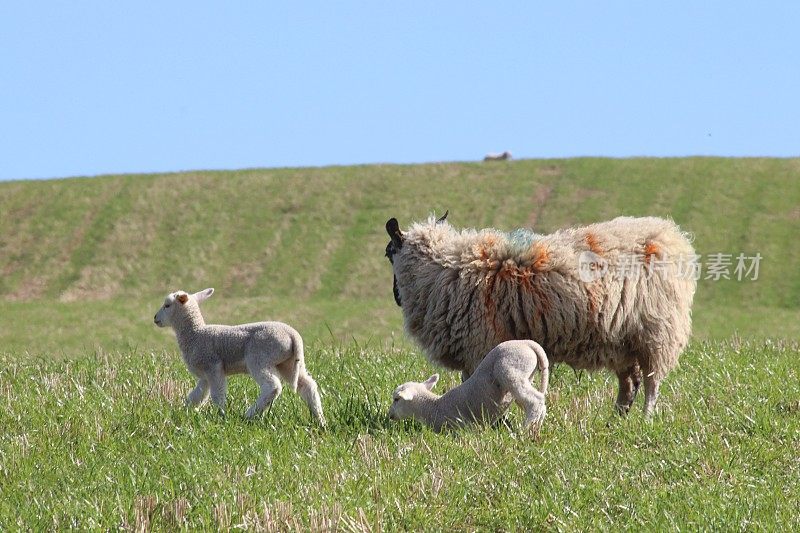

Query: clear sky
[1,2,798,180]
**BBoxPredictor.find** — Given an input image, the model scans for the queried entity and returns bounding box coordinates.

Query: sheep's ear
[385,218,403,248]
[436,210,449,224]
[398,389,414,401]
[176,293,189,304]
[193,288,214,303]
[423,374,439,390]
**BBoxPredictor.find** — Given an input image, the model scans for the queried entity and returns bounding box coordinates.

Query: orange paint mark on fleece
[532,243,550,271]
[585,233,603,255]
[643,241,660,265]
[585,285,599,316]
[483,272,511,340]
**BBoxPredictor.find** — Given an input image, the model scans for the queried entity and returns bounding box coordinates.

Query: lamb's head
[384,210,448,307]
[387,374,439,422]
[153,288,214,328]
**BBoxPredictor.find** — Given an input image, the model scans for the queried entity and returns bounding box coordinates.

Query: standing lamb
[388,340,549,432]
[385,213,696,417]
[153,288,325,425]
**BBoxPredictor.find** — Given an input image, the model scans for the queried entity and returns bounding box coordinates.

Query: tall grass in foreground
[0,340,798,530]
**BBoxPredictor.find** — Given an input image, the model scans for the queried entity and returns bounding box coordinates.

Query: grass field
[1,158,799,529]
[1,341,797,530]
[2,157,800,354]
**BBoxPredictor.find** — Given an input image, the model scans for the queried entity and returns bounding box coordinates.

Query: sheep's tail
[527,340,550,396]
[288,330,304,392]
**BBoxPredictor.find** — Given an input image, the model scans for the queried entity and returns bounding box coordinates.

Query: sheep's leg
[614,363,641,416]
[246,368,282,419]
[642,373,660,418]
[276,357,301,392]
[185,378,209,407]
[297,371,326,426]
[507,379,546,430]
[207,365,228,416]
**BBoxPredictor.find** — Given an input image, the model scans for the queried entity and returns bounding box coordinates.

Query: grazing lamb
[385,213,697,417]
[484,151,512,161]
[153,288,325,425]
[388,340,549,432]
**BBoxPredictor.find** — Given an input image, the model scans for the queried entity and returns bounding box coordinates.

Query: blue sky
[1,2,798,180]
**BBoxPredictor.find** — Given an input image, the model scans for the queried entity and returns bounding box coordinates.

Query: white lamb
[387,340,549,432]
[153,288,325,425]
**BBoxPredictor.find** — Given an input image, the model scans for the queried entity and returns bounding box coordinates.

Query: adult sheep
[484,151,512,161]
[384,212,697,416]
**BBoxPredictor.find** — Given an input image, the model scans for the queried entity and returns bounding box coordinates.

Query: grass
[1,158,799,529]
[1,340,797,530]
[2,158,800,355]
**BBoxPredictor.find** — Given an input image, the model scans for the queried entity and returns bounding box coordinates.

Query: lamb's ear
[436,210,449,224]
[398,389,414,401]
[423,374,439,390]
[176,293,189,304]
[193,288,214,303]
[386,218,403,248]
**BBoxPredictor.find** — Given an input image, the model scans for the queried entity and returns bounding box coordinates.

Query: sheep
[388,340,549,432]
[153,288,325,425]
[483,151,512,161]
[384,212,697,417]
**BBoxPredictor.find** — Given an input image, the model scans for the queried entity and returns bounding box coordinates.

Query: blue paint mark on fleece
[506,228,542,251]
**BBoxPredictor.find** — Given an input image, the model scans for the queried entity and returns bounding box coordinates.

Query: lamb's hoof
[245,406,261,419]
[524,408,546,431]
[491,415,511,430]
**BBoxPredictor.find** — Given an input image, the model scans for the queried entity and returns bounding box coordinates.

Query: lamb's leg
[614,363,641,416]
[297,371,326,426]
[507,379,546,430]
[185,378,209,407]
[207,365,228,416]
[246,368,282,419]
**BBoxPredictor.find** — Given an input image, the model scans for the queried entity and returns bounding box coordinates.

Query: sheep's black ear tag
[177,293,189,304]
[436,210,449,224]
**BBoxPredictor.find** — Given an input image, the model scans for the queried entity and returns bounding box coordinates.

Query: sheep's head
[153,288,214,327]
[384,211,448,307]
[384,218,405,306]
[387,374,439,421]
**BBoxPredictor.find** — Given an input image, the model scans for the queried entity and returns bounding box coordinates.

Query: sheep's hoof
[614,403,632,417]
[524,408,546,430]
[525,419,544,438]
[245,406,262,419]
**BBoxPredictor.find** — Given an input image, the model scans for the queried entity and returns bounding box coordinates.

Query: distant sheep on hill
[484,151,512,161]
[385,213,697,416]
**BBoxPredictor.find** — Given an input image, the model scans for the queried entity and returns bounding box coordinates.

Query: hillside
[1,158,799,355]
